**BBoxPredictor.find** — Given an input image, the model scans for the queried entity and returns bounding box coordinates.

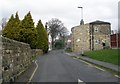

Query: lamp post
[78,6,84,25]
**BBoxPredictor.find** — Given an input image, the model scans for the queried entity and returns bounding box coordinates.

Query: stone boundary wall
[0,36,2,84]
[1,37,43,82]
[31,49,43,57]
[2,37,32,82]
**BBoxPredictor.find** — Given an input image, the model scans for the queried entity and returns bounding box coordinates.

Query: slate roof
[89,20,110,25]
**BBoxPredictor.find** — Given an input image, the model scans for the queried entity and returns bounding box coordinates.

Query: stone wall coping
[2,37,30,46]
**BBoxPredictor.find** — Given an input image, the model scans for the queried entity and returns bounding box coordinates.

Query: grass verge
[82,49,119,66]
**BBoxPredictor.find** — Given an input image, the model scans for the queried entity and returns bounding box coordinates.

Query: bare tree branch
[47,18,69,48]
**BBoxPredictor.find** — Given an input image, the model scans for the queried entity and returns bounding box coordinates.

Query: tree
[16,12,38,49]
[13,12,20,40]
[2,12,21,40]
[36,20,48,53]
[2,14,15,39]
[18,11,35,44]
[54,40,65,49]
[47,18,68,48]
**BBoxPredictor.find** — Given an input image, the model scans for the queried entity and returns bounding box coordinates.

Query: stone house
[71,20,111,53]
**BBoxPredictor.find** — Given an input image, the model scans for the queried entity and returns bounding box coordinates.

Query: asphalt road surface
[31,50,119,83]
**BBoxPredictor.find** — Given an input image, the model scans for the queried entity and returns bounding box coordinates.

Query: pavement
[15,61,36,83]
[65,52,120,73]
[13,50,119,83]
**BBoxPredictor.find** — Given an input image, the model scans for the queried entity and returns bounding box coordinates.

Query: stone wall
[31,49,43,57]
[1,37,43,82]
[2,37,32,82]
[0,36,2,84]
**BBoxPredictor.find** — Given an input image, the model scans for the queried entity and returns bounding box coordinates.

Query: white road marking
[78,78,83,82]
[78,79,86,84]
[73,57,77,59]
[115,75,120,78]
[65,53,71,56]
[78,59,93,66]
[28,60,38,83]
[94,66,105,71]
[74,57,105,72]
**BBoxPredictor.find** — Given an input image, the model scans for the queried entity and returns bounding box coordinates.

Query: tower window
[94,27,99,32]
[95,40,100,44]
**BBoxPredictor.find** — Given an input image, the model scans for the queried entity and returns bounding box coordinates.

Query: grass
[32,55,36,61]
[83,49,119,66]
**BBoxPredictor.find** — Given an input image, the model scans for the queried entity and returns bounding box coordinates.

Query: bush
[54,40,64,49]
[65,47,72,52]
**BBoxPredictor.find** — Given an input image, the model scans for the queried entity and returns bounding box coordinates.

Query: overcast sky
[0,0,119,33]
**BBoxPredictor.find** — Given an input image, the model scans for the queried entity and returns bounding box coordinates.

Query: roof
[71,24,89,32]
[71,20,110,32]
[89,20,110,25]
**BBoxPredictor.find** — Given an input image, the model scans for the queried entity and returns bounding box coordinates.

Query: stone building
[71,20,111,53]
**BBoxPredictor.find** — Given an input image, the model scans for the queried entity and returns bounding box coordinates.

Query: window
[95,40,100,44]
[16,57,19,61]
[94,27,99,32]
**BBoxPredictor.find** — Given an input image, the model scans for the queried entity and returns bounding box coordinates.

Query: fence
[110,34,120,48]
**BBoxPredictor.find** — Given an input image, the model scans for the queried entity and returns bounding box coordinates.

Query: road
[31,50,118,83]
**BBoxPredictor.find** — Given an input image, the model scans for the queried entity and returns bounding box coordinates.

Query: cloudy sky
[0,0,119,33]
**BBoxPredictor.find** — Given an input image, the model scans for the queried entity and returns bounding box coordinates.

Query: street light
[78,7,83,19]
[78,6,84,25]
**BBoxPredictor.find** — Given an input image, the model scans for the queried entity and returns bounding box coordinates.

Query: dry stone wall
[0,36,2,84]
[1,36,43,82]
[2,37,32,82]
